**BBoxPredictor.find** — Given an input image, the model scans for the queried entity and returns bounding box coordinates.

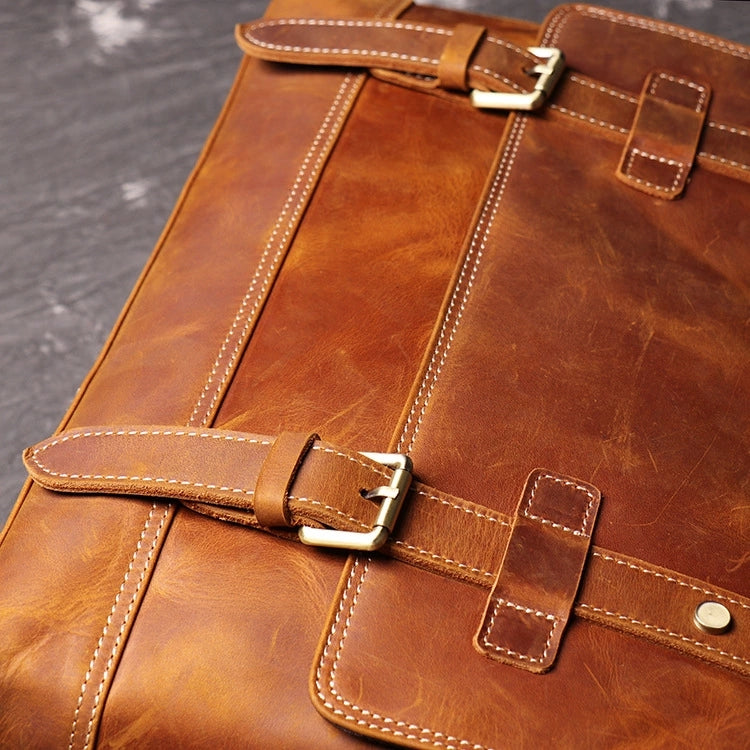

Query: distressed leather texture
[1,1,749,748]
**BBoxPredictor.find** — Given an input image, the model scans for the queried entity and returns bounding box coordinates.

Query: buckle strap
[236,18,563,109]
[23,425,750,677]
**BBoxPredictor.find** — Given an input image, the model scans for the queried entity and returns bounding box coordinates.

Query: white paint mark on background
[652,0,714,19]
[121,178,154,207]
[75,0,161,54]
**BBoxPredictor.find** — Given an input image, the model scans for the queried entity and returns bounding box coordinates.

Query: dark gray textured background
[2,0,749,525]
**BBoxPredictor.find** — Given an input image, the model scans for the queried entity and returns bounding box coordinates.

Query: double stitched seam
[71,68,365,747]
[30,430,271,497]
[624,147,685,192]
[523,472,596,537]
[398,117,528,454]
[317,559,495,750]
[578,603,750,667]
[68,504,170,750]
[482,598,559,664]
[189,73,362,427]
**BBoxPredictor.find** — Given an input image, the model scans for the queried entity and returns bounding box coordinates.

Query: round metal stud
[693,601,732,635]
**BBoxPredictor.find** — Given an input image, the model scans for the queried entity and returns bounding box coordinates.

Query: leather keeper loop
[475,469,600,673]
[617,70,711,199]
[254,431,319,528]
[437,23,486,91]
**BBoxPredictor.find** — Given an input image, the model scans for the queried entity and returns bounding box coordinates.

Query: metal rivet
[693,601,732,635]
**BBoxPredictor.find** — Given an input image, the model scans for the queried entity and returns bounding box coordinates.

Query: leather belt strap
[236,17,750,185]
[24,425,750,677]
[236,18,535,96]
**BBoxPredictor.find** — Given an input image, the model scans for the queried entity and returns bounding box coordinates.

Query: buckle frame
[298,452,412,552]
[471,47,565,111]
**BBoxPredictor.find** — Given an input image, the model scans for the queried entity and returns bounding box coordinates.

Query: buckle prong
[298,452,412,552]
[471,47,565,111]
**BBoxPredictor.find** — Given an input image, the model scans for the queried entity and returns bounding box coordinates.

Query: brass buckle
[298,452,412,552]
[471,47,564,111]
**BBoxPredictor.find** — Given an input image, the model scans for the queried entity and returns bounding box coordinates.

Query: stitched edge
[30,429,272,496]
[522,472,597,537]
[397,116,528,454]
[481,598,558,664]
[68,504,170,749]
[244,20,536,95]
[648,72,708,112]
[247,18,534,59]
[578,603,750,667]
[710,121,750,139]
[69,67,367,748]
[623,147,685,192]
[189,73,363,427]
[569,73,639,104]
[592,551,750,612]
[316,559,496,750]
[544,4,750,61]
[548,102,630,134]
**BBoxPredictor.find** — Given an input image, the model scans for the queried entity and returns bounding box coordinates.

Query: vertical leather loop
[475,469,601,673]
[254,431,319,528]
[616,70,711,198]
[437,23,486,91]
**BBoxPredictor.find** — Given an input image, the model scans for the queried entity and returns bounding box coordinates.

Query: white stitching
[698,150,750,172]
[522,472,597,537]
[68,49,365,750]
[30,429,271,496]
[709,121,750,139]
[69,504,170,749]
[311,444,390,479]
[592,551,750,612]
[317,559,494,750]
[544,5,750,61]
[245,20,537,96]
[578,603,750,667]
[415,488,509,525]
[397,117,528,454]
[624,147,685,192]
[189,73,362,427]
[470,65,523,93]
[569,73,638,103]
[481,598,558,664]
[392,539,496,580]
[648,72,708,112]
[548,103,630,134]
[37,427,271,449]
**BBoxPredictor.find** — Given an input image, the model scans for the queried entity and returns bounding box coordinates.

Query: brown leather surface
[1,0,749,747]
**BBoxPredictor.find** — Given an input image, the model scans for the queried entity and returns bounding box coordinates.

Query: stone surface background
[2,0,749,524]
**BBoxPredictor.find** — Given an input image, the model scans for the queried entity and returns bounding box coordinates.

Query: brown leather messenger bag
[1,1,748,747]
